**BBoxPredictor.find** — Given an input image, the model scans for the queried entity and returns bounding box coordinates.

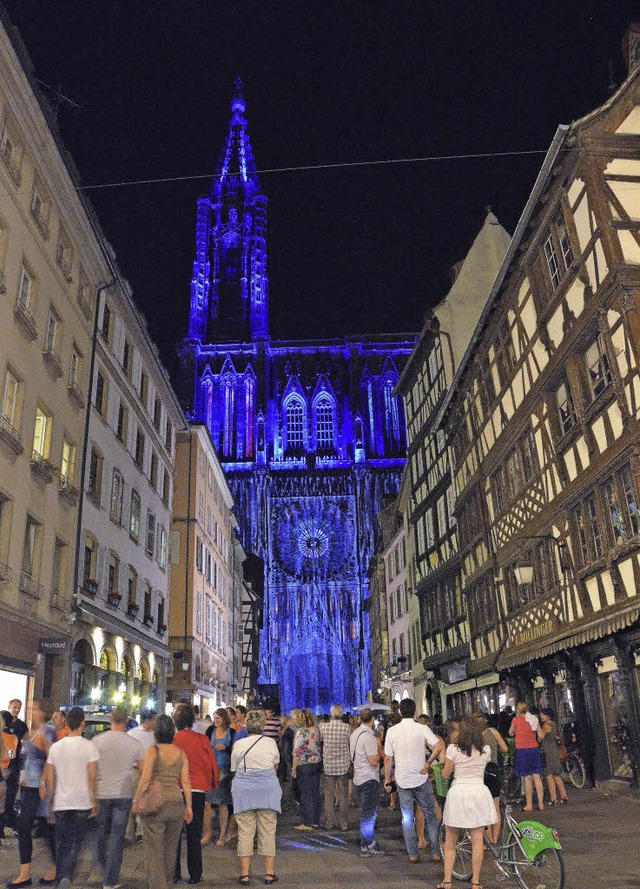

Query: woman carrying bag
[133,714,192,889]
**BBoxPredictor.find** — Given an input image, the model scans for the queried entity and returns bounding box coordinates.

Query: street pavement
[1,783,639,889]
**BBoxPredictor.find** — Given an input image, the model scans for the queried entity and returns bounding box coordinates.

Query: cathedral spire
[188,82,269,343]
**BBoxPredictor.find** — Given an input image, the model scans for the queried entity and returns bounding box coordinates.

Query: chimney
[622,23,640,75]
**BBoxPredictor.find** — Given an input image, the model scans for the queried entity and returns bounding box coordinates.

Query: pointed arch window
[383,378,400,451]
[244,375,255,458]
[286,399,305,451]
[315,396,334,450]
[225,245,240,281]
[222,377,235,457]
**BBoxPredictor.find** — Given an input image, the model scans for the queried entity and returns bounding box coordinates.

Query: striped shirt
[263,717,282,743]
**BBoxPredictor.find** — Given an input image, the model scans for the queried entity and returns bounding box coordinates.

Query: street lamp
[512,534,572,586]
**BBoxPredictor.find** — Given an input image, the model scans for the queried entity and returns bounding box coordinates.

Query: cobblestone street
[1,785,638,889]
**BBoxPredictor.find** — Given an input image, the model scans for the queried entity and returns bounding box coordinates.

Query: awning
[497,606,640,670]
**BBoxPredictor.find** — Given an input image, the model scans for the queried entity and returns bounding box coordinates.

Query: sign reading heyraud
[38,638,68,655]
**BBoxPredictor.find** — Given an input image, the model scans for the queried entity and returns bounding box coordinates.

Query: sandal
[237,878,250,885]
[264,877,279,885]
[430,854,443,863]
[436,883,452,889]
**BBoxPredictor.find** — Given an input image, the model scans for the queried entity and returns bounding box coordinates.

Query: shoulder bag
[132,744,163,815]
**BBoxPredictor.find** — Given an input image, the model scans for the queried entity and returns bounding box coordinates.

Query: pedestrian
[350,707,384,856]
[291,708,322,831]
[537,708,569,806]
[125,709,157,842]
[51,711,69,741]
[231,709,281,885]
[318,704,351,831]
[91,706,145,889]
[133,714,192,889]
[438,715,498,889]
[2,699,28,833]
[383,698,444,863]
[233,706,248,741]
[498,705,514,739]
[192,705,209,735]
[262,703,282,745]
[509,702,544,812]
[7,701,57,888]
[474,711,508,843]
[41,706,99,889]
[204,708,236,846]
[172,704,218,885]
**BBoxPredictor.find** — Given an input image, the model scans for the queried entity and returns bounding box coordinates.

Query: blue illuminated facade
[179,82,417,712]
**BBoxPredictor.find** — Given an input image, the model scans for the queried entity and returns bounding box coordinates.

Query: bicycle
[438,801,564,889]
[500,741,522,802]
[561,746,586,789]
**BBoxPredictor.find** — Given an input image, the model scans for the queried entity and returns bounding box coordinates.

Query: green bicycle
[438,802,564,889]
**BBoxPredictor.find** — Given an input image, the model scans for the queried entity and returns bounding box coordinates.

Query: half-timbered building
[437,27,640,783]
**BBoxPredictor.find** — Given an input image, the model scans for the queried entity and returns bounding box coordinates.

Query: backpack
[0,730,19,776]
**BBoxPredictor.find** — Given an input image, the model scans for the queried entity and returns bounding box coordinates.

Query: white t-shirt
[127,725,156,751]
[384,718,441,789]
[446,743,491,779]
[230,735,279,773]
[350,725,379,786]
[92,730,144,798]
[524,712,539,732]
[47,735,100,811]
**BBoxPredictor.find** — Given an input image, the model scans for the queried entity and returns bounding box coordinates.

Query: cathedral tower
[179,85,416,712]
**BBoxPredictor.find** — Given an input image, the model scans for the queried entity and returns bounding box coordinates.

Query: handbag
[483,760,501,789]
[557,741,568,763]
[132,745,163,816]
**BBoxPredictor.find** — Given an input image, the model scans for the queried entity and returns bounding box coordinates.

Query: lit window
[286,399,305,450]
[61,439,76,483]
[32,407,51,459]
[315,396,334,450]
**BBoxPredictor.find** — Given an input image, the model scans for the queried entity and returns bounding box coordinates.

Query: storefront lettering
[509,618,557,649]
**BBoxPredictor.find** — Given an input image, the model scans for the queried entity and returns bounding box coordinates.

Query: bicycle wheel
[507,844,565,889]
[503,767,522,801]
[567,753,586,789]
[438,820,473,882]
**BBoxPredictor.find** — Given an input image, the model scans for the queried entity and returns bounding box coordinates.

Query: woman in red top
[509,702,544,811]
[173,704,218,885]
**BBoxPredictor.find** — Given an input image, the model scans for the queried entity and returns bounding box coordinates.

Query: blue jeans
[94,797,132,886]
[355,780,380,848]
[55,809,91,883]
[396,779,439,858]
[296,762,322,827]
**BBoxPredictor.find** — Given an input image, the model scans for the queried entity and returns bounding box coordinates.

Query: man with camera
[384,699,444,863]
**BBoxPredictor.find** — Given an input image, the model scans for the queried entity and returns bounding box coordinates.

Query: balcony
[0,413,23,455]
[19,571,42,600]
[30,452,55,483]
[67,381,85,408]
[43,345,64,378]
[13,299,38,340]
[143,614,154,627]
[49,590,70,610]
[106,592,122,607]
[81,578,99,597]
[127,601,140,618]
[58,479,79,505]
[1,145,21,186]
[157,623,167,635]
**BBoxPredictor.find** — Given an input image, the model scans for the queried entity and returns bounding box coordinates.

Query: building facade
[178,83,416,711]
[168,423,243,713]
[397,212,510,718]
[71,287,185,714]
[0,17,96,709]
[438,34,640,783]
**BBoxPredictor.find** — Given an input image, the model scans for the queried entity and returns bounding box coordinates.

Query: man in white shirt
[350,708,384,856]
[384,698,444,863]
[42,706,99,889]
[92,707,144,889]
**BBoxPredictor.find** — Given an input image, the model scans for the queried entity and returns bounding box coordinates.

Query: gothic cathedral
[179,83,416,711]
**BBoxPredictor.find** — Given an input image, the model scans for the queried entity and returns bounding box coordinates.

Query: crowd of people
[0,695,572,888]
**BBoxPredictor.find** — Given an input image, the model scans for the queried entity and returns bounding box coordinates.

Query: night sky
[4,1,639,377]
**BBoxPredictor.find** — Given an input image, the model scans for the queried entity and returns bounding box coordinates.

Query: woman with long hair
[204,707,236,845]
[537,708,569,806]
[291,709,322,830]
[438,716,497,889]
[509,702,544,812]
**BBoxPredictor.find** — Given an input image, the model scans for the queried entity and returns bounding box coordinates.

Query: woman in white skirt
[438,716,497,889]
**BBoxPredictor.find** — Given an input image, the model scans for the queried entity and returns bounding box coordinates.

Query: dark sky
[4,1,639,376]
